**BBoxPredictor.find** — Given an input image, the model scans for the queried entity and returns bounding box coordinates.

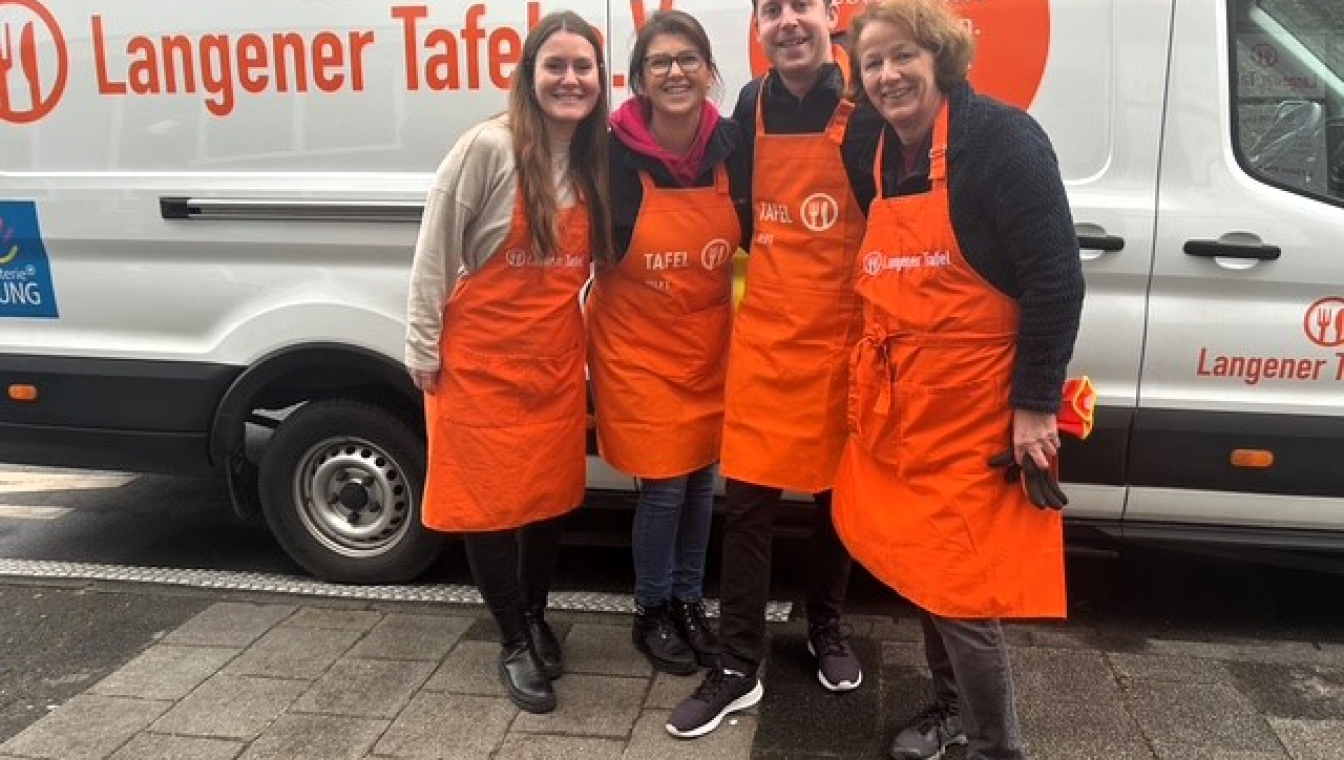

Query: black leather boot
[633,602,698,675]
[525,605,563,680]
[669,598,721,668]
[498,637,556,714]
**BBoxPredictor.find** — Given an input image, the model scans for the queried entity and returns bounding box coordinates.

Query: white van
[2,0,1342,583]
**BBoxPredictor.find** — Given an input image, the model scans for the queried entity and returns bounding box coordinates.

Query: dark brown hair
[507,11,614,264]
[626,10,722,99]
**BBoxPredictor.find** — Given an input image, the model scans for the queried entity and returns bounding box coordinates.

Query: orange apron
[421,192,591,532]
[720,81,866,492]
[588,166,740,478]
[832,105,1066,619]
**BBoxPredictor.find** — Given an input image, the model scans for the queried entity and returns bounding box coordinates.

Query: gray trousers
[922,612,1024,760]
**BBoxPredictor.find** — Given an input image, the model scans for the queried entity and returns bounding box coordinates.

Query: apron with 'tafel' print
[588,166,740,478]
[720,80,866,493]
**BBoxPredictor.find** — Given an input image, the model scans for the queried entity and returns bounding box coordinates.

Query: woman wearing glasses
[587,9,751,674]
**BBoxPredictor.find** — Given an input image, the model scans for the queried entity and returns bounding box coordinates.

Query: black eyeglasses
[643,52,705,76]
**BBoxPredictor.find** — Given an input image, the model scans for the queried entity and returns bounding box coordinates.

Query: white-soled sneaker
[807,617,863,692]
[665,667,763,739]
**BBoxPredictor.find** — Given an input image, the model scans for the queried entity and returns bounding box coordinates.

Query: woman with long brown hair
[404,10,612,714]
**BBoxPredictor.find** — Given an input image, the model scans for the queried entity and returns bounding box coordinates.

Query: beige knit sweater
[404,116,577,372]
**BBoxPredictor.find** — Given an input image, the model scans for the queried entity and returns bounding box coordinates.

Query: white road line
[0,505,73,520]
[0,473,135,495]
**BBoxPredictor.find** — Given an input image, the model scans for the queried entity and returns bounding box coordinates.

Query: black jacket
[609,116,753,261]
[875,81,1085,412]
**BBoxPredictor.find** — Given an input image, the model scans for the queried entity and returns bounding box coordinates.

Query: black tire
[258,399,443,583]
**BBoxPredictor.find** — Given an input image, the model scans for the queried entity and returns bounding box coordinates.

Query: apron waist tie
[854,330,899,414]
[855,328,1017,414]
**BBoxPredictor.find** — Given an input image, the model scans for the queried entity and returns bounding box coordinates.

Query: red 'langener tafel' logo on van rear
[0,0,68,124]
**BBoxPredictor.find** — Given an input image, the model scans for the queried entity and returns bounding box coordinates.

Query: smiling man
[664,0,883,740]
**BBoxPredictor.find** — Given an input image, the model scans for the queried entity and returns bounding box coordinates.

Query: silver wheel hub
[293,437,411,558]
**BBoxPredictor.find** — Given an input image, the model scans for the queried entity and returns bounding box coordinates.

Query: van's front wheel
[258,399,443,583]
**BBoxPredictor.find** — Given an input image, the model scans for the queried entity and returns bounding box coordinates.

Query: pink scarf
[610,97,720,187]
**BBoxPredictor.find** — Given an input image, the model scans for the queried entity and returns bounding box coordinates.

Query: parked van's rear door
[1137,0,1344,536]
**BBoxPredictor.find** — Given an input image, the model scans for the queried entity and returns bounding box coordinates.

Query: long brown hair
[507,11,614,265]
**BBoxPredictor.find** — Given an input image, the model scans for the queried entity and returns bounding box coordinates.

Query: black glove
[988,450,1068,510]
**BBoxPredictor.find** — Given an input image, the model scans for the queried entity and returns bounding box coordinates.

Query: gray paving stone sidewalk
[2,597,1341,760]
[0,601,754,760]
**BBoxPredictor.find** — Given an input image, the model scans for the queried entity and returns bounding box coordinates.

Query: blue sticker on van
[0,201,59,319]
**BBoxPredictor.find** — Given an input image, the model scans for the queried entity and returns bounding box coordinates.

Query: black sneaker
[669,598,720,668]
[634,602,698,675]
[807,617,863,692]
[889,701,967,759]
[665,667,764,739]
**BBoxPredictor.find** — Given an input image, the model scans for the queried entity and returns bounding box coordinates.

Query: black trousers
[717,479,854,674]
[462,514,565,643]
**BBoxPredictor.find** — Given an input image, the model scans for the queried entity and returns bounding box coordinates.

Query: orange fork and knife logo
[1304,297,1344,349]
[0,0,69,124]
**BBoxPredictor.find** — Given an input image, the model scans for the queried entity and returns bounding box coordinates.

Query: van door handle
[1077,234,1125,252]
[160,196,424,222]
[1183,240,1281,260]
[1073,224,1124,261]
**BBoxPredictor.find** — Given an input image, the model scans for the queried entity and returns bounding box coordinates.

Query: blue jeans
[632,463,717,608]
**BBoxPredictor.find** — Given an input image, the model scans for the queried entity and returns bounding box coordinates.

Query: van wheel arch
[210,343,421,468]
[209,345,439,582]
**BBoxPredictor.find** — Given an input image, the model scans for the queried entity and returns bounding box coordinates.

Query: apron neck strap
[872,99,951,196]
[928,99,950,183]
[755,71,855,148]
[636,165,730,193]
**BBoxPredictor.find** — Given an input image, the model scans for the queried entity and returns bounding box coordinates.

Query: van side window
[1231,0,1344,205]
